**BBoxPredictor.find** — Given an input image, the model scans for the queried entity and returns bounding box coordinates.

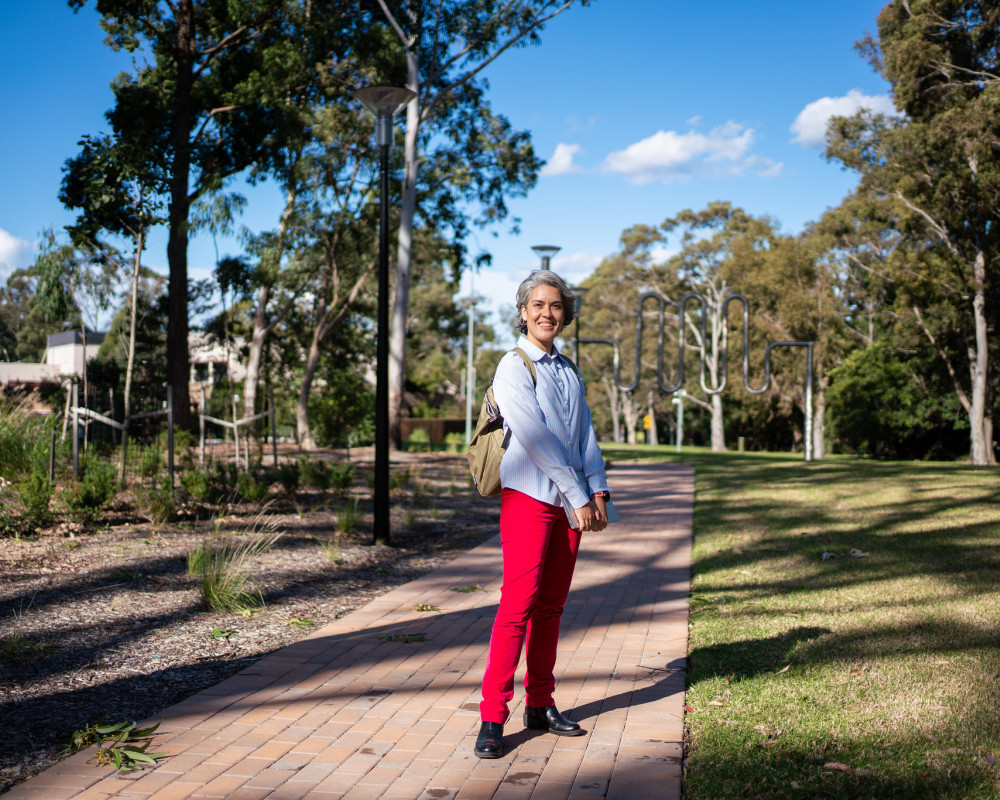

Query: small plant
[444,432,466,453]
[299,457,332,490]
[276,462,300,495]
[287,616,314,627]
[18,467,54,530]
[137,445,163,479]
[336,497,359,535]
[318,536,341,562]
[328,460,355,493]
[210,627,235,639]
[413,604,441,613]
[406,427,431,453]
[190,519,280,613]
[391,466,414,492]
[179,468,212,502]
[236,472,271,504]
[378,632,426,643]
[63,720,166,772]
[64,458,119,526]
[135,477,176,527]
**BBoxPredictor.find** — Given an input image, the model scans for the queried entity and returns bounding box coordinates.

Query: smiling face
[520,283,566,353]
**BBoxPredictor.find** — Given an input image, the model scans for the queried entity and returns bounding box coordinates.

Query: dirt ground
[0,450,501,795]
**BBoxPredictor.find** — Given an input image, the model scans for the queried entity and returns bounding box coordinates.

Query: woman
[475,269,612,759]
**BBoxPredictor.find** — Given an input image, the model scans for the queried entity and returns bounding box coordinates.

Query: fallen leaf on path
[823,761,855,775]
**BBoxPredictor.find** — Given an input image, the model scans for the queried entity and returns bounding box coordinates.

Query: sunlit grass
[603,445,1000,799]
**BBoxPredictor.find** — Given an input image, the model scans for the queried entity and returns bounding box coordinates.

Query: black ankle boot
[474,721,504,758]
[523,704,585,736]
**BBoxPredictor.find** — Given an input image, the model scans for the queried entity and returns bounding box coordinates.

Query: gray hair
[515,269,577,334]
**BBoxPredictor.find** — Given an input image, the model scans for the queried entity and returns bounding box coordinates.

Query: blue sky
[0,0,891,344]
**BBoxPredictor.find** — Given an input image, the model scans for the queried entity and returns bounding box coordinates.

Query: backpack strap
[511,347,537,385]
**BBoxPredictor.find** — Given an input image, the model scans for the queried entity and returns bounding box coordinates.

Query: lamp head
[354,86,416,147]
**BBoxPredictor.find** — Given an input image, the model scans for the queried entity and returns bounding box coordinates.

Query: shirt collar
[517,336,561,362]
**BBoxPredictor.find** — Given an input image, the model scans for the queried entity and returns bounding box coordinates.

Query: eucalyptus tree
[828,0,1000,464]
[67,0,358,428]
[366,0,590,447]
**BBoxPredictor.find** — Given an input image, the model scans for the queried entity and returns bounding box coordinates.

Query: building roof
[46,330,107,348]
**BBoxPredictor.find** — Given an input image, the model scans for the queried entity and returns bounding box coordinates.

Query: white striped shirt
[493,337,610,512]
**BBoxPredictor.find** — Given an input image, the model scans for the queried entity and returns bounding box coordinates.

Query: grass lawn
[602,445,1000,800]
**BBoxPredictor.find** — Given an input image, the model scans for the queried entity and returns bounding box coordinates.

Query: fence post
[167,384,175,488]
[72,381,80,479]
[199,385,206,469]
[269,386,278,467]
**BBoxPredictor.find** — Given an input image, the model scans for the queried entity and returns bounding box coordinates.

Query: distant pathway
[6,463,692,800]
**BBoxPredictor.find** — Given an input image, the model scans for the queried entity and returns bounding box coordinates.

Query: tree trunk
[601,375,622,443]
[968,250,990,465]
[387,52,420,451]
[119,230,144,483]
[710,392,726,451]
[622,391,639,444]
[646,388,658,447]
[812,375,827,461]
[166,0,195,431]
[296,328,324,452]
[243,186,297,422]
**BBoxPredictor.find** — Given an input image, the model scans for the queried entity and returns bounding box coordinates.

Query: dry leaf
[733,547,743,554]
[823,761,855,775]
[821,551,838,561]
[683,704,694,713]
[776,665,790,674]
[708,700,726,706]
[988,753,995,767]
[849,548,869,558]
[849,668,866,676]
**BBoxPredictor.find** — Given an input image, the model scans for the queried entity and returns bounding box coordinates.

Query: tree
[829,0,1000,464]
[68,0,350,428]
[369,0,588,446]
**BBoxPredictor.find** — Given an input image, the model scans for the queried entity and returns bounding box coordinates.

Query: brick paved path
[7,463,692,800]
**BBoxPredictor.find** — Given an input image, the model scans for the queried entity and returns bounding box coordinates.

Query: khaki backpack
[466,347,580,497]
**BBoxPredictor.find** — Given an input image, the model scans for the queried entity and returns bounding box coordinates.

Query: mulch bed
[0,451,500,795]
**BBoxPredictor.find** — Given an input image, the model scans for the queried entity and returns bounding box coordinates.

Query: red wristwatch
[592,491,610,502]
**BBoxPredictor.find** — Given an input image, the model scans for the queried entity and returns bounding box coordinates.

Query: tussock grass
[189,514,281,613]
[602,446,1000,800]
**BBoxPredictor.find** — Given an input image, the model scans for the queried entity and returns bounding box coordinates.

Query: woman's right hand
[574,501,606,532]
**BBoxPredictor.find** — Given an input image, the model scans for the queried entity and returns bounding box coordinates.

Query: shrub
[329,460,355,492]
[406,427,431,453]
[444,432,466,453]
[179,468,211,502]
[236,472,271,504]
[299,457,332,490]
[276,462,300,494]
[18,468,55,530]
[64,458,118,526]
[135,477,175,527]
[137,445,162,479]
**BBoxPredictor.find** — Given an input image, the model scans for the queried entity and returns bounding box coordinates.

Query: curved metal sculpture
[578,291,815,461]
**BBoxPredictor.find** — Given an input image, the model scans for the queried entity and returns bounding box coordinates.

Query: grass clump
[189,521,280,613]
[336,497,359,535]
[135,477,175,527]
[601,445,1000,800]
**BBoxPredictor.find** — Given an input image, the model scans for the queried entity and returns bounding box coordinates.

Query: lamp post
[354,85,416,547]
[531,244,560,270]
[571,286,588,362]
[464,269,477,445]
[671,388,687,453]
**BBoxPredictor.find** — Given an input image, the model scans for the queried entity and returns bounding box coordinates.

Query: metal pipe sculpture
[578,291,815,461]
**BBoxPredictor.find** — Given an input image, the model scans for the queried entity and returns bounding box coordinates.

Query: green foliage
[135,477,175,527]
[236,471,271,504]
[405,427,431,453]
[286,617,314,627]
[827,339,967,460]
[179,468,212,501]
[63,720,166,772]
[64,458,119,526]
[18,468,55,530]
[276,462,300,494]
[298,457,331,490]
[318,536,341,562]
[137,445,162,479]
[328,460,355,492]
[336,498,359,535]
[444,432,466,453]
[190,529,278,613]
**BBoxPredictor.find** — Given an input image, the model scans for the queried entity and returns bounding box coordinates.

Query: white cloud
[602,121,781,184]
[790,89,896,148]
[540,143,584,177]
[0,228,34,281]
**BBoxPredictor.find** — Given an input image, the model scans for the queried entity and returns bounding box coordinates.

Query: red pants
[479,489,582,724]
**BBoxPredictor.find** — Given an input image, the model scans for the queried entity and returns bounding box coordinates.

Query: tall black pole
[374,140,391,546]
